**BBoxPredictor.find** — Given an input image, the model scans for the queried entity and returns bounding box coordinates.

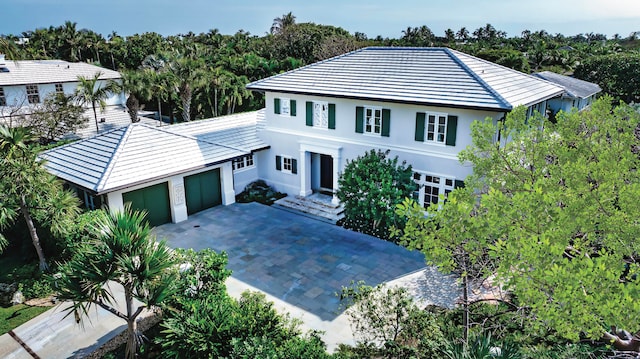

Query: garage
[122,182,172,227]
[184,168,222,215]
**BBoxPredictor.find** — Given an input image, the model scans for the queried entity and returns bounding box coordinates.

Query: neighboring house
[245,47,564,208]
[532,71,602,115]
[0,54,133,138]
[40,111,268,226]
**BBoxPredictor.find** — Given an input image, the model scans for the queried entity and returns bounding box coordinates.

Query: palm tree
[74,72,119,133]
[141,54,170,124]
[270,12,296,35]
[0,126,80,270]
[55,205,177,359]
[0,37,19,60]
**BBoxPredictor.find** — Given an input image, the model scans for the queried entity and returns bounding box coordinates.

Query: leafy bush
[236,180,286,205]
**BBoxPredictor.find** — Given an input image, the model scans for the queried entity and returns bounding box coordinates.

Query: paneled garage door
[122,182,171,227]
[184,169,222,215]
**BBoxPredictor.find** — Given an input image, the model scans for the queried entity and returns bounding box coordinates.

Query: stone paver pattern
[154,202,428,321]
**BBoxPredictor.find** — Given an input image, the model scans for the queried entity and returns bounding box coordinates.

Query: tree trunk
[124,288,138,359]
[157,98,163,127]
[214,89,218,117]
[92,103,99,133]
[462,272,470,345]
[181,87,191,122]
[20,196,48,271]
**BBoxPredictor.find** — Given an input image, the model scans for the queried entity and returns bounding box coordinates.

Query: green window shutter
[306,101,313,126]
[446,115,458,146]
[381,109,391,137]
[355,106,364,133]
[415,113,426,142]
[292,159,298,174]
[274,98,280,114]
[290,100,296,116]
[276,155,282,171]
[454,179,465,189]
[328,103,336,129]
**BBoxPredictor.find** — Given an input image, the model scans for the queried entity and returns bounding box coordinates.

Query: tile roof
[40,111,268,194]
[247,47,564,111]
[532,71,602,99]
[0,60,120,86]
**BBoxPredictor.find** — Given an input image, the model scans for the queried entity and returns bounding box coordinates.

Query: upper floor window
[232,154,255,171]
[355,106,391,137]
[26,84,40,104]
[415,112,457,146]
[306,101,335,129]
[413,172,461,208]
[55,83,64,94]
[0,87,5,106]
[274,97,296,116]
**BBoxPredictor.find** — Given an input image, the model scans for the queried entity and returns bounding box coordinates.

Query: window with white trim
[280,98,290,116]
[427,113,447,143]
[55,83,64,94]
[282,156,293,173]
[232,154,255,171]
[364,106,382,135]
[0,87,5,106]
[26,84,40,104]
[313,101,329,129]
[413,172,455,208]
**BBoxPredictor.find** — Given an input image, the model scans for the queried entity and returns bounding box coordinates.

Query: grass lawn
[0,304,50,335]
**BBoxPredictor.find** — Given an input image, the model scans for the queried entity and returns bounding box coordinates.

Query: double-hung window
[415,112,457,146]
[55,83,64,94]
[413,172,461,208]
[26,84,40,104]
[274,97,296,116]
[355,106,391,137]
[306,101,335,129]
[0,87,5,106]
[275,155,297,174]
[232,154,255,171]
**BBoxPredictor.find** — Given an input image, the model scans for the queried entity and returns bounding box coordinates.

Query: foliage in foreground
[55,205,177,359]
[399,97,640,350]
[337,149,416,241]
[156,249,330,358]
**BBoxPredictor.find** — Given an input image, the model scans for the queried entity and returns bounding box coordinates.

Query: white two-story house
[0,54,130,138]
[246,47,564,208]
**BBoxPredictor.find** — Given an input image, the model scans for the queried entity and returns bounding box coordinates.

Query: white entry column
[299,150,312,196]
[332,154,341,204]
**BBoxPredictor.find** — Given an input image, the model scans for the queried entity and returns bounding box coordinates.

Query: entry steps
[273,193,345,224]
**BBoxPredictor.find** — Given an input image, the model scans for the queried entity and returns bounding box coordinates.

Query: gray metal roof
[246,47,564,110]
[0,60,120,86]
[532,71,602,99]
[40,111,268,194]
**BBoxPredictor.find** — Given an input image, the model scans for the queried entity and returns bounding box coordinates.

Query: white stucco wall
[258,92,503,197]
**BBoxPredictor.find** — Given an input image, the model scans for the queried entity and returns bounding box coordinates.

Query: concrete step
[273,195,345,224]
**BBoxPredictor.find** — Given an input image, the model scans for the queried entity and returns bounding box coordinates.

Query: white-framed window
[282,156,293,173]
[427,113,447,143]
[364,106,382,135]
[26,84,40,104]
[313,101,329,129]
[232,154,255,171]
[274,97,296,117]
[55,83,64,94]
[275,155,297,174]
[280,98,290,116]
[0,87,5,106]
[413,172,455,208]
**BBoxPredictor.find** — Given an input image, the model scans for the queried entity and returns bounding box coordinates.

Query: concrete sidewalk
[0,284,152,359]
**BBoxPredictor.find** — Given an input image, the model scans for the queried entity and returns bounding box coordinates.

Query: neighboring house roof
[532,71,602,99]
[68,106,159,140]
[246,47,564,111]
[0,60,120,86]
[40,110,268,194]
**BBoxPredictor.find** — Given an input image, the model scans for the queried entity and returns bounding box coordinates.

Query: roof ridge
[445,48,512,110]
[145,122,252,156]
[95,125,136,192]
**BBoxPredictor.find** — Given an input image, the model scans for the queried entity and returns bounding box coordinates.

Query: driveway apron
[154,202,427,321]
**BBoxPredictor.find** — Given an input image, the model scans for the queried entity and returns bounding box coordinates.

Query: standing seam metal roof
[246,47,564,110]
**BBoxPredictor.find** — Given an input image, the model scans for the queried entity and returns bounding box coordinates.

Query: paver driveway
[154,202,427,321]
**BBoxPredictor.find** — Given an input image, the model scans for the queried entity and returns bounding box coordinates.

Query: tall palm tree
[74,72,119,133]
[270,12,296,35]
[0,37,19,60]
[55,205,177,359]
[0,126,80,270]
[168,55,206,122]
[141,54,170,124]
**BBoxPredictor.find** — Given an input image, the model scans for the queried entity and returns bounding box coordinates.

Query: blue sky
[2,0,639,39]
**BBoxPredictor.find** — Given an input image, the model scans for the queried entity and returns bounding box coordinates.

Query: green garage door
[122,182,171,227]
[184,169,222,215]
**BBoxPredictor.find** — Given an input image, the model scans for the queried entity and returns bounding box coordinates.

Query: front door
[320,154,333,190]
